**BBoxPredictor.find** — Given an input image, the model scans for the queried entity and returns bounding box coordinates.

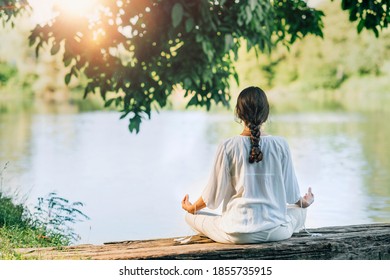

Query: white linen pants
[185,205,307,244]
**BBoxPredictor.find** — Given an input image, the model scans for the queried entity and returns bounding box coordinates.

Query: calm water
[1,110,389,244]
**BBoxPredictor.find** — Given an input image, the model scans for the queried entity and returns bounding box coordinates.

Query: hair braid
[248,123,263,163]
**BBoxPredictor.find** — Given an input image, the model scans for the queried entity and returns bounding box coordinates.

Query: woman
[181,86,314,244]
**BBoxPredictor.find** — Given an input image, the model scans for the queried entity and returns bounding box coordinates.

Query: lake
[1,110,389,244]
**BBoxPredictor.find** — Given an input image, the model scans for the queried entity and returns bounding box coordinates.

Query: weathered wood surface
[17,223,390,260]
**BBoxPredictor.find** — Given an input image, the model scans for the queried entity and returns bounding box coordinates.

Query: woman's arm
[295,187,314,208]
[182,194,206,214]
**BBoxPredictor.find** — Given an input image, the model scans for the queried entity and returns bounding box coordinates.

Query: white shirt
[201,135,301,234]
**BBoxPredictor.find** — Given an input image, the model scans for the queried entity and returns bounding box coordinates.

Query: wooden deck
[16,223,390,260]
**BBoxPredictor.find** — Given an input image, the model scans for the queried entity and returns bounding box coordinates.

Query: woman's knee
[287,206,307,233]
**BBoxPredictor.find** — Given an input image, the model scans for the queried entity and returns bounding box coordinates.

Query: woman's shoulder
[262,135,290,148]
[263,135,288,143]
[213,135,246,153]
[220,135,247,145]
[262,135,293,158]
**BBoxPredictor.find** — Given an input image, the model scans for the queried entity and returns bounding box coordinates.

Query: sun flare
[52,0,99,16]
[29,0,99,24]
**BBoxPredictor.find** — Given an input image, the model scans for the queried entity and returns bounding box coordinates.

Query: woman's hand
[182,194,195,214]
[295,187,314,208]
[303,187,314,206]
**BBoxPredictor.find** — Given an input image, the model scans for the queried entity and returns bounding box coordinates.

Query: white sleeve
[201,142,231,209]
[281,140,301,204]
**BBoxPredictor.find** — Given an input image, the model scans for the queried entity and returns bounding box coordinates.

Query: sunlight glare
[29,0,100,24]
[52,0,99,16]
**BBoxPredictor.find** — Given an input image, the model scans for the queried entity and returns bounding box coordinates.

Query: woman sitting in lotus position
[181,86,314,244]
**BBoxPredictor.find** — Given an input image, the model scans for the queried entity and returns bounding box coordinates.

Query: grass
[0,163,89,259]
[0,193,64,259]
[0,191,89,259]
[0,226,66,260]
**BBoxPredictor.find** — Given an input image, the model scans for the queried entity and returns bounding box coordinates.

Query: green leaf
[233,72,239,85]
[206,99,211,111]
[115,97,122,107]
[64,57,72,67]
[84,83,93,98]
[65,73,71,85]
[171,3,184,28]
[349,8,358,21]
[128,115,142,133]
[185,18,195,32]
[100,87,107,100]
[104,98,115,107]
[28,36,36,47]
[120,110,130,119]
[70,65,78,77]
[35,42,42,58]
[202,41,213,61]
[186,95,199,108]
[357,19,365,33]
[51,43,60,55]
[373,27,379,37]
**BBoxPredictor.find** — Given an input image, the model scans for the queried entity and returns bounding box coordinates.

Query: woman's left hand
[182,194,194,214]
[303,187,314,206]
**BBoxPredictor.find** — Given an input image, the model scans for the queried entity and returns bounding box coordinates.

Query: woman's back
[203,135,301,234]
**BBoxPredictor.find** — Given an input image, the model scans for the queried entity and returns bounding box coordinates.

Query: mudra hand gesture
[182,194,195,214]
[181,194,206,214]
[304,187,314,206]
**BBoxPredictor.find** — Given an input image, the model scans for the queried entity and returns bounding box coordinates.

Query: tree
[0,0,29,26]
[1,0,389,133]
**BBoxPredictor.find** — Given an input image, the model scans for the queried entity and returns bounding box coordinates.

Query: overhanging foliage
[1,0,389,132]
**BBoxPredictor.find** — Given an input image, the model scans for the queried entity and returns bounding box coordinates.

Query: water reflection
[0,110,389,244]
[360,113,390,222]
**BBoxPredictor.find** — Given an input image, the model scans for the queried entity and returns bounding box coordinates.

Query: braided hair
[248,123,262,163]
[235,86,269,164]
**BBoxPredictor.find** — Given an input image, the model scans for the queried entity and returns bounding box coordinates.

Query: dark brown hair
[235,86,269,163]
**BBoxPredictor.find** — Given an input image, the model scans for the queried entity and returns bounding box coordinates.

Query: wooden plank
[16,223,390,260]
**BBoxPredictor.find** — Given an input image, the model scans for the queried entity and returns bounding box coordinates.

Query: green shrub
[0,192,28,228]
